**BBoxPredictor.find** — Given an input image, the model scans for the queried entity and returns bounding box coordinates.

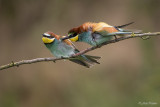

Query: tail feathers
[69,55,101,68]
[107,30,142,36]
[84,55,101,64]
[107,32,133,36]
[115,22,142,34]
[118,28,142,33]
[115,22,134,28]
[69,59,91,68]
[85,55,101,59]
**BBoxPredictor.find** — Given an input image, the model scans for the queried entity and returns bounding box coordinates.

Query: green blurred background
[0,0,160,107]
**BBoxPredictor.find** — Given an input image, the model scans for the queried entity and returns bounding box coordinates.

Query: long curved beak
[42,34,46,36]
[61,36,70,41]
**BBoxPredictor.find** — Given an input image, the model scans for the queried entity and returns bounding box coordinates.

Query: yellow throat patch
[42,37,55,43]
[69,35,79,42]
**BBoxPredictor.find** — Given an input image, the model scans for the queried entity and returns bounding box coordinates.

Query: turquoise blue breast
[45,39,75,58]
[78,31,113,46]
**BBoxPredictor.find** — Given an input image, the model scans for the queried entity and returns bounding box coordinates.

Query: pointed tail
[113,22,142,34]
[69,55,101,68]
[115,22,134,28]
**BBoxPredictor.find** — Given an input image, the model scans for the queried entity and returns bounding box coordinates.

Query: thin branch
[72,32,160,56]
[1,32,160,70]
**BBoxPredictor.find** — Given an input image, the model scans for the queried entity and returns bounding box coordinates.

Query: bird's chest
[47,42,75,58]
[92,33,109,45]
[79,31,106,46]
[79,31,96,46]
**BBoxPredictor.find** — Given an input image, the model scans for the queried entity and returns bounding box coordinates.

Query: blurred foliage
[0,0,160,107]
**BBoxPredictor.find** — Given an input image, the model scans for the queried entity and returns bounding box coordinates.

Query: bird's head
[61,29,79,42]
[64,22,93,42]
[42,31,59,44]
[67,31,79,42]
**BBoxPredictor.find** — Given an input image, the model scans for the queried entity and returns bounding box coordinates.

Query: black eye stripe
[43,35,54,38]
[69,33,77,37]
[73,33,77,36]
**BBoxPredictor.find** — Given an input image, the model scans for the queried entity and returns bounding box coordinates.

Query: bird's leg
[60,56,67,61]
[52,57,57,63]
[61,56,65,59]
[114,35,118,42]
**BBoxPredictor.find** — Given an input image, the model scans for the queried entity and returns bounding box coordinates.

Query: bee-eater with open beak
[42,31,100,68]
[62,22,140,46]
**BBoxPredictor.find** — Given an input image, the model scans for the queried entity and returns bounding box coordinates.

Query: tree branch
[1,32,160,70]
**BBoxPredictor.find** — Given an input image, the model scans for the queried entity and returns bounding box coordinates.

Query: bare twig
[1,32,160,70]
[0,57,68,70]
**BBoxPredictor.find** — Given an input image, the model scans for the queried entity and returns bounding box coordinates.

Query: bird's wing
[61,36,77,49]
[107,32,134,36]
[92,22,119,35]
[118,28,142,33]
[95,27,142,37]
[115,22,134,28]
[93,26,119,37]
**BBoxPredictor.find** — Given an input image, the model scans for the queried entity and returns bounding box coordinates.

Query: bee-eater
[62,22,140,46]
[42,31,100,68]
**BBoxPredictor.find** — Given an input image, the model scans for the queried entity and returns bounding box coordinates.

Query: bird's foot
[114,35,118,42]
[61,56,65,59]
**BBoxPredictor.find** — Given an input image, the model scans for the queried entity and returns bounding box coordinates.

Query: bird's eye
[73,33,77,37]
[69,33,77,37]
